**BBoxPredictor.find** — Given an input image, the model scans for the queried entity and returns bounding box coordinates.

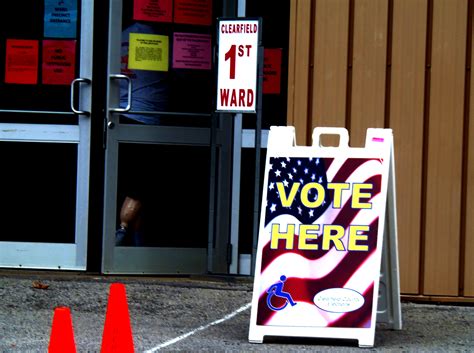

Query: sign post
[248,127,401,347]
[216,18,263,275]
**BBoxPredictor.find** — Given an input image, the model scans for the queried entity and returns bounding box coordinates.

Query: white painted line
[144,302,252,352]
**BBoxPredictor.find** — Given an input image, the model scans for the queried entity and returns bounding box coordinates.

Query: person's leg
[115,196,142,246]
[119,196,142,230]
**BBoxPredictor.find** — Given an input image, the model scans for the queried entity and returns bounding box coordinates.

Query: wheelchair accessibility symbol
[266,275,297,311]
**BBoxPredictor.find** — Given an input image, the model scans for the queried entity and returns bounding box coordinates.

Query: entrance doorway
[0,0,289,275]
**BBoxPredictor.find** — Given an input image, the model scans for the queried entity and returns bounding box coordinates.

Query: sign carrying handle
[312,127,349,148]
[268,126,296,150]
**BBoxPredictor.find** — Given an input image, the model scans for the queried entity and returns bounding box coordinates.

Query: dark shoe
[115,227,129,246]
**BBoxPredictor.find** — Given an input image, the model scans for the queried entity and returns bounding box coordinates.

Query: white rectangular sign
[216,19,259,112]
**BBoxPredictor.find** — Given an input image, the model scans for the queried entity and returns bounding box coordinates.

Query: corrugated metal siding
[287,0,473,300]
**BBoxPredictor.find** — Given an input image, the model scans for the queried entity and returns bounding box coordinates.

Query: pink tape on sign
[372,137,384,142]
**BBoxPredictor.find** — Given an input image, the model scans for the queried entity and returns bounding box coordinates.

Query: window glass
[0,142,77,243]
[119,0,219,127]
[116,143,210,247]
[243,0,290,129]
[0,0,81,123]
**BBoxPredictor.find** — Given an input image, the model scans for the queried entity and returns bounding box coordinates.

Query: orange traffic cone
[101,283,135,353]
[48,307,77,353]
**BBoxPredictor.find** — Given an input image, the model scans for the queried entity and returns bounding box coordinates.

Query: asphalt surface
[0,271,473,352]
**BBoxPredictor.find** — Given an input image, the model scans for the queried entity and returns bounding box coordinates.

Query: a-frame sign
[249,127,402,347]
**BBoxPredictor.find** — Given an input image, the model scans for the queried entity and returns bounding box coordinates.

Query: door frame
[101,0,232,274]
[0,0,93,270]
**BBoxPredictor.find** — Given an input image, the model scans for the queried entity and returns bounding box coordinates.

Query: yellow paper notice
[128,33,169,71]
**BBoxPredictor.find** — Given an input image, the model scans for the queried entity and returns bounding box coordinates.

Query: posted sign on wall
[216,19,260,112]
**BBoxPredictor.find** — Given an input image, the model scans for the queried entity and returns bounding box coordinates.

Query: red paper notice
[174,0,212,26]
[42,40,76,85]
[134,0,172,22]
[263,48,282,95]
[5,39,39,84]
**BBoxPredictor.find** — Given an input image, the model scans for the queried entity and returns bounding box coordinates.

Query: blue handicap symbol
[266,275,297,311]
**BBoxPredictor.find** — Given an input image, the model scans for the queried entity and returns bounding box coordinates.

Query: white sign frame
[216,18,260,113]
[248,127,398,347]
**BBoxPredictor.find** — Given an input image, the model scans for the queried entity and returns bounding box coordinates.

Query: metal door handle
[70,78,91,116]
[109,74,132,113]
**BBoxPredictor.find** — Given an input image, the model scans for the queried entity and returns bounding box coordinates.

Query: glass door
[0,1,93,269]
[102,0,232,274]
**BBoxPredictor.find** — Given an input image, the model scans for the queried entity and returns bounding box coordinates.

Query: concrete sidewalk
[0,271,472,352]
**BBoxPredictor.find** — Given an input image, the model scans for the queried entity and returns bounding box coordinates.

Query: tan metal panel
[424,0,467,296]
[287,0,312,145]
[311,0,349,135]
[465,22,474,297]
[389,0,427,294]
[350,0,388,147]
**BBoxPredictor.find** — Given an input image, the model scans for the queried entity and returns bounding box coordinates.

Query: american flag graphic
[256,156,383,328]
